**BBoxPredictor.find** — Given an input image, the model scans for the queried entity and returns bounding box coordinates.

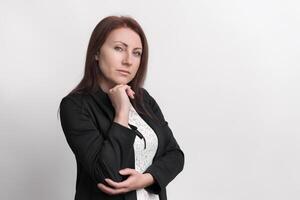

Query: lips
[117,69,130,75]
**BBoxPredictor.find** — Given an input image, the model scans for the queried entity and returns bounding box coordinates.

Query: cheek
[133,58,141,71]
[130,63,140,78]
[106,55,118,68]
[99,52,119,73]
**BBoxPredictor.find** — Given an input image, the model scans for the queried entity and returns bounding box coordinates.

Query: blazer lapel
[89,85,163,157]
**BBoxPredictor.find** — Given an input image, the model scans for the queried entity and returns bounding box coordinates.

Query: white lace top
[128,105,160,200]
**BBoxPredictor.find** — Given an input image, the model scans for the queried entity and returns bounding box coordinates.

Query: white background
[1,0,300,199]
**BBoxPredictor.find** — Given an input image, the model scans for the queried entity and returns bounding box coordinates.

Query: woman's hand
[108,84,135,127]
[108,84,135,113]
[97,168,155,195]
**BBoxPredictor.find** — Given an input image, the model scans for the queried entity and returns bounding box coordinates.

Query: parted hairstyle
[58,15,161,123]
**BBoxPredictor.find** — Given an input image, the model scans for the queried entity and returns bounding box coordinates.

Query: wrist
[142,173,155,187]
[114,115,129,128]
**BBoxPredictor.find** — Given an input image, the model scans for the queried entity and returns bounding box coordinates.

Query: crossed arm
[59,89,184,195]
[97,169,155,195]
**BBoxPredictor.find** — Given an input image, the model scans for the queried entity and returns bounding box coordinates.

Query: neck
[98,77,114,94]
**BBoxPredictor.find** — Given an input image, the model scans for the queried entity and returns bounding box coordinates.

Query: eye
[133,51,142,57]
[114,46,123,51]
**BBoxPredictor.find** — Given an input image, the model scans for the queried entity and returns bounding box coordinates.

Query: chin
[114,79,130,85]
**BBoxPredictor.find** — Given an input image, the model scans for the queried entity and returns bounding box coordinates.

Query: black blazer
[59,86,185,200]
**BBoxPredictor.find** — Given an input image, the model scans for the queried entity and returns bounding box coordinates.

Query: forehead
[106,27,142,48]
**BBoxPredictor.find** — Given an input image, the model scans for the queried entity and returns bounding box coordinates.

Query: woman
[59,15,184,200]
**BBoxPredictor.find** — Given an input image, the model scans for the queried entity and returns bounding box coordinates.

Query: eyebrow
[113,41,142,50]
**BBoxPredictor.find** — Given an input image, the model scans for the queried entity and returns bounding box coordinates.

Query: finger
[128,90,135,99]
[122,85,131,93]
[110,85,130,94]
[97,183,127,195]
[119,168,136,175]
[105,178,130,189]
[121,85,134,98]
[109,84,124,93]
[97,183,116,195]
[130,93,135,99]
[129,89,135,96]
[125,88,135,98]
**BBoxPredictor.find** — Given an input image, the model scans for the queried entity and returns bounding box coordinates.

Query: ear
[95,51,100,60]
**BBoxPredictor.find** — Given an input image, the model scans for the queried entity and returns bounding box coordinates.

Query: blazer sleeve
[142,89,185,194]
[59,95,137,185]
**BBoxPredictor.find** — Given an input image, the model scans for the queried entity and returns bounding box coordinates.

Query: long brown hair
[58,15,159,122]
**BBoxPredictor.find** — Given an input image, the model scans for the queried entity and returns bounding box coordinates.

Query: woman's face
[96,27,143,89]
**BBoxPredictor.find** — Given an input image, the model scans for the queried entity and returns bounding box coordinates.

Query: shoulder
[139,87,156,105]
[140,87,168,126]
[59,92,90,110]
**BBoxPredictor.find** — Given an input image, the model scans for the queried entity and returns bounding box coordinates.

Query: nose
[122,51,133,66]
